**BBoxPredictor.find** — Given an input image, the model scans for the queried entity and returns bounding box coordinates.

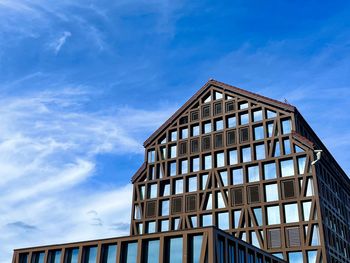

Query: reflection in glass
[284,203,299,223]
[204,155,212,170]
[232,168,243,185]
[123,242,138,263]
[283,139,291,154]
[175,179,183,194]
[190,235,203,263]
[253,208,263,226]
[31,252,45,263]
[227,116,236,128]
[255,144,265,160]
[254,125,264,140]
[48,250,61,263]
[216,152,225,167]
[233,210,241,228]
[282,119,292,134]
[167,237,183,263]
[264,163,277,180]
[188,176,197,192]
[267,206,280,225]
[248,165,259,182]
[307,251,317,263]
[242,147,251,162]
[229,150,238,165]
[83,247,97,263]
[280,159,294,177]
[192,125,200,136]
[170,162,176,176]
[65,248,79,263]
[216,192,226,209]
[253,110,263,122]
[302,201,312,221]
[160,220,169,232]
[144,240,160,263]
[265,184,279,202]
[180,160,188,174]
[288,252,303,263]
[202,214,212,227]
[298,156,306,174]
[101,244,117,263]
[161,200,169,216]
[240,113,249,125]
[192,157,200,172]
[215,120,224,131]
[204,122,212,134]
[218,212,229,230]
[219,171,228,186]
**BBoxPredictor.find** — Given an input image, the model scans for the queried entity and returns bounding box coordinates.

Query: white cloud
[0,88,176,263]
[50,31,72,54]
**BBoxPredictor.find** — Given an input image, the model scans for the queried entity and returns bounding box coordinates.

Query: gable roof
[143,79,295,147]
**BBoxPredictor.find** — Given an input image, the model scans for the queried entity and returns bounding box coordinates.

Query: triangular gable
[143,79,295,148]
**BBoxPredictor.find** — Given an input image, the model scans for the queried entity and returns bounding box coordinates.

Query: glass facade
[83,247,97,263]
[123,242,137,263]
[65,248,79,263]
[190,235,203,263]
[265,183,279,202]
[144,240,159,263]
[267,206,280,225]
[167,237,183,263]
[101,244,117,263]
[48,250,61,263]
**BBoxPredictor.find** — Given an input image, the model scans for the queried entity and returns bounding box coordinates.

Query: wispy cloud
[0,87,176,263]
[50,31,72,54]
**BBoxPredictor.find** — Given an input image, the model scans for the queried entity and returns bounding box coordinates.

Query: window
[203,155,212,170]
[161,200,170,216]
[121,242,137,263]
[179,142,187,156]
[253,110,263,122]
[172,198,183,214]
[229,149,238,165]
[215,119,224,131]
[216,192,226,208]
[242,147,251,162]
[214,133,223,148]
[140,185,145,200]
[267,206,280,225]
[143,240,160,263]
[302,201,312,221]
[214,102,223,115]
[254,125,264,140]
[214,91,223,100]
[146,221,156,233]
[31,252,45,263]
[231,188,243,206]
[205,193,212,210]
[202,136,211,151]
[247,165,259,182]
[201,174,208,190]
[265,184,279,202]
[311,225,320,245]
[248,185,260,203]
[190,216,197,228]
[283,139,291,154]
[255,144,265,160]
[281,119,292,134]
[180,116,188,125]
[48,250,61,263]
[83,247,97,263]
[297,156,306,174]
[219,171,228,186]
[169,162,176,176]
[226,101,235,112]
[101,244,117,263]
[189,235,203,263]
[227,130,236,145]
[273,141,281,157]
[190,139,199,153]
[186,195,197,212]
[201,214,212,226]
[145,201,156,218]
[263,162,277,180]
[202,105,211,118]
[161,183,170,196]
[239,127,249,143]
[288,252,303,263]
[203,122,211,133]
[148,150,155,163]
[232,168,244,185]
[160,220,169,232]
[192,125,200,136]
[166,237,183,263]
[170,131,177,141]
[227,116,236,128]
[284,203,299,223]
[170,145,177,158]
[280,159,294,177]
[240,113,249,125]
[148,184,157,199]
[191,157,200,172]
[239,102,248,109]
[267,123,273,137]
[187,176,197,192]
[266,110,276,119]
[65,248,79,263]
[253,208,263,226]
[216,152,225,167]
[181,128,188,139]
[191,110,199,121]
[307,251,317,263]
[175,179,183,194]
[218,212,230,230]
[160,146,166,160]
[233,210,241,228]
[282,180,295,199]
[251,232,260,248]
[180,159,188,174]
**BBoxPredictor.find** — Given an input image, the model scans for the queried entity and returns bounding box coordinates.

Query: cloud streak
[50,31,72,54]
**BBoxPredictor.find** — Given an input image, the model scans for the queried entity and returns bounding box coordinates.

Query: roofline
[143,79,295,148]
[131,162,146,183]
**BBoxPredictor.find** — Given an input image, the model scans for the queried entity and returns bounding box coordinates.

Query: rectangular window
[239,127,250,143]
[265,183,279,202]
[148,150,156,163]
[189,235,203,263]
[180,159,188,174]
[216,152,225,167]
[190,139,199,153]
[187,176,197,192]
[242,147,251,162]
[161,183,170,196]
[281,119,292,134]
[267,206,280,225]
[170,145,177,158]
[181,128,188,139]
[232,168,244,185]
[179,141,187,156]
[160,220,169,232]
[227,116,236,128]
[202,136,211,151]
[263,163,277,180]
[280,159,295,177]
[64,248,79,263]
[267,123,273,137]
[218,212,230,230]
[214,133,223,148]
[254,125,264,140]
[148,184,157,199]
[214,102,223,115]
[219,171,228,186]
[203,155,212,170]
[215,119,224,131]
[203,122,212,134]
[175,179,183,194]
[161,200,170,216]
[121,242,138,263]
[83,247,97,263]
[101,244,117,263]
[253,110,263,122]
[284,203,299,223]
[143,240,160,263]
[190,110,199,121]
[169,162,176,176]
[229,149,238,165]
[226,101,235,112]
[48,250,61,263]
[239,102,249,109]
[201,214,212,227]
[202,105,211,118]
[186,195,197,212]
[266,110,276,119]
[255,144,265,160]
[167,238,183,263]
[247,185,260,203]
[179,116,188,125]
[247,165,259,182]
[31,252,45,263]
[170,131,177,141]
[191,157,200,172]
[192,125,200,136]
[283,139,291,154]
[239,113,249,125]
[227,130,236,145]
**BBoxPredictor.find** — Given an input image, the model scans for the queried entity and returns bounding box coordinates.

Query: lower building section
[13,227,285,263]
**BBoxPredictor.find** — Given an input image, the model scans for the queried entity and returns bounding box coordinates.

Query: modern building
[12,80,350,263]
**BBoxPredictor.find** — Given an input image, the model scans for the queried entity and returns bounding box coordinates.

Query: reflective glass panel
[83,247,97,263]
[124,242,137,263]
[284,203,299,223]
[161,200,169,216]
[175,179,183,194]
[204,122,211,133]
[170,131,177,141]
[288,252,303,263]
[219,171,228,186]
[282,119,292,134]
[101,244,117,263]
[168,237,183,263]
[169,162,176,176]
[48,250,61,263]
[253,110,263,122]
[204,155,212,170]
[181,128,188,139]
[265,184,279,202]
[228,116,236,128]
[202,214,212,226]
[144,240,160,263]
[192,157,200,172]
[232,168,243,185]
[248,165,259,182]
[240,113,249,125]
[242,147,251,162]
[216,152,225,167]
[190,235,203,263]
[218,212,229,230]
[267,206,280,225]
[253,208,263,226]
[65,248,79,263]
[188,176,197,192]
[192,125,199,136]
[233,210,241,228]
[229,149,238,165]
[180,160,188,174]
[280,159,294,177]
[263,163,276,180]
[254,125,264,140]
[255,144,265,160]
[170,145,177,158]
[215,120,224,131]
[149,184,157,199]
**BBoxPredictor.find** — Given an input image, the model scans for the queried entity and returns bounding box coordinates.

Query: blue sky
[1,0,350,262]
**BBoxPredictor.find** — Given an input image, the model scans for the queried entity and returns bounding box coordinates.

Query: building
[12,80,350,263]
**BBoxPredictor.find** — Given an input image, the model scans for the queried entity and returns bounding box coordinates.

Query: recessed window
[227,130,236,145]
[233,210,241,228]
[302,201,312,221]
[143,240,159,263]
[215,119,224,131]
[180,159,188,174]
[280,159,295,177]
[214,133,223,148]
[170,131,177,141]
[253,110,263,122]
[288,252,303,263]
[187,176,197,192]
[217,212,230,230]
[297,156,306,174]
[255,144,265,160]
[203,155,212,170]
[169,162,176,176]
[178,141,187,156]
[181,128,188,139]
[284,203,299,223]
[202,105,211,118]
[161,183,170,196]
[214,91,223,100]
[201,214,212,227]
[48,250,62,263]
[273,141,281,157]
[232,168,244,185]
[203,122,212,134]
[175,179,183,194]
[239,102,249,109]
[148,150,156,163]
[191,157,200,172]
[229,149,238,165]
[254,125,264,140]
[148,184,157,199]
[140,185,145,200]
[167,237,183,263]
[160,146,166,160]
[100,244,117,263]
[160,220,169,232]
[192,125,200,136]
[283,139,291,154]
[190,139,199,153]
[202,136,211,151]
[64,249,79,263]
[226,101,235,112]
[214,102,223,115]
[219,171,228,186]
[263,162,277,180]
[201,174,208,190]
[239,127,249,143]
[247,165,260,182]
[266,110,276,119]
[281,119,292,134]
[265,183,279,202]
[31,252,45,263]
[242,147,251,163]
[216,152,225,167]
[267,123,273,137]
[253,207,263,226]
[190,216,197,228]
[267,206,280,225]
[161,200,170,216]
[240,113,249,125]
[227,116,236,128]
[170,145,177,158]
[190,110,199,122]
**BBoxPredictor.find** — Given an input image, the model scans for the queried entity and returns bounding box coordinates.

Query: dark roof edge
[143,79,295,148]
[131,162,147,183]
